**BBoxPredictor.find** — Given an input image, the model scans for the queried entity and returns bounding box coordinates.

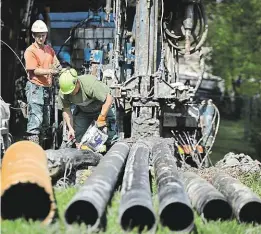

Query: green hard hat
[59,68,78,94]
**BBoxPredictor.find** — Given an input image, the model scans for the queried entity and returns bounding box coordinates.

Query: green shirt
[58,74,110,110]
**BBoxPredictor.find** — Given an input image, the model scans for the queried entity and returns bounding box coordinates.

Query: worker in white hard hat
[24,19,61,144]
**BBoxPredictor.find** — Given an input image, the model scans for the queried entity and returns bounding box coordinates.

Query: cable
[163,2,208,55]
[199,103,220,168]
[1,39,27,74]
[57,15,93,57]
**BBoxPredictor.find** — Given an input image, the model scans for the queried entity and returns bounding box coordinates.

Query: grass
[211,119,257,163]
[2,119,261,234]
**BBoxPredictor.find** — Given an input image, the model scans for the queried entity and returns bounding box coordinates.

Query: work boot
[26,134,40,144]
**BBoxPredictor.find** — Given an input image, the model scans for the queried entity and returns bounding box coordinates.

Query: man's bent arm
[30,68,53,76]
[100,94,113,117]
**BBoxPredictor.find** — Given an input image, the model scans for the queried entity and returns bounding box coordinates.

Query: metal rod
[134,0,150,76]
[105,0,112,20]
[152,142,194,232]
[153,0,158,72]
[119,142,156,232]
[148,0,155,75]
[64,142,130,230]
[212,173,261,224]
[183,171,232,221]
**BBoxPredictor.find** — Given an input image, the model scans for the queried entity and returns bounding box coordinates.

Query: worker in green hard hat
[57,68,118,151]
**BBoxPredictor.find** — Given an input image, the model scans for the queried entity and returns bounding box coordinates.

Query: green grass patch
[211,119,256,163]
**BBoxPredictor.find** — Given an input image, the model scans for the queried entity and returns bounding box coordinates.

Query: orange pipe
[1,141,56,224]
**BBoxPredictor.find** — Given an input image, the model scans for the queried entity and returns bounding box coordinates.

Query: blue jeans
[25,81,51,135]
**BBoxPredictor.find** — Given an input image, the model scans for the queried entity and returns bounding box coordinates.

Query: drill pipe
[153,142,194,232]
[119,142,156,232]
[183,172,232,221]
[1,141,56,224]
[212,173,261,223]
[64,142,130,230]
[46,148,102,178]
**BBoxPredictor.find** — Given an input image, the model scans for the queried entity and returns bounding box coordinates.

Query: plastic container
[79,121,108,152]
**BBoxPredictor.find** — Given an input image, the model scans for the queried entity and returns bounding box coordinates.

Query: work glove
[79,144,92,151]
[96,114,107,128]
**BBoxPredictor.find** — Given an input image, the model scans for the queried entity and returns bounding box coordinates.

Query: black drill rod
[183,171,232,221]
[212,172,261,224]
[119,141,156,232]
[64,141,130,230]
[153,142,194,232]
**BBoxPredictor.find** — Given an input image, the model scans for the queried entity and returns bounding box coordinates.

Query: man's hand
[96,115,106,128]
[68,127,75,140]
[50,68,59,75]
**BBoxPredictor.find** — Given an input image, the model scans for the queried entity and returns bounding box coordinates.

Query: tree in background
[205,0,261,155]
[205,0,261,95]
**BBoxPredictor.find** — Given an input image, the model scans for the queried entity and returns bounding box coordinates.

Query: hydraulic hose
[163,1,208,54]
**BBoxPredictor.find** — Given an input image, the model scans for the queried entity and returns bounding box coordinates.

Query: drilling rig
[1,0,219,166]
[4,2,261,233]
[104,0,218,167]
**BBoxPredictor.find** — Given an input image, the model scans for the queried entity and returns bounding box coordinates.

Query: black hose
[57,16,92,57]
[163,1,207,54]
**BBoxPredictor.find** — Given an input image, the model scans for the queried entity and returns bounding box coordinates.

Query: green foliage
[205,0,261,94]
[211,119,256,162]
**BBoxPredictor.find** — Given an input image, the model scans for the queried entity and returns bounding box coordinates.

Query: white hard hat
[31,20,48,33]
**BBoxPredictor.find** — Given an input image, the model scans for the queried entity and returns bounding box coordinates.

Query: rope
[1,39,27,74]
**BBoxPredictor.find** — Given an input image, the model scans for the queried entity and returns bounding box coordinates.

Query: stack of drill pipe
[212,172,261,224]
[64,141,130,230]
[183,171,232,221]
[119,141,156,232]
[1,141,56,224]
[152,142,194,232]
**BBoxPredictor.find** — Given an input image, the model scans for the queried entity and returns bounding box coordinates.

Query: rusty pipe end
[1,141,56,224]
